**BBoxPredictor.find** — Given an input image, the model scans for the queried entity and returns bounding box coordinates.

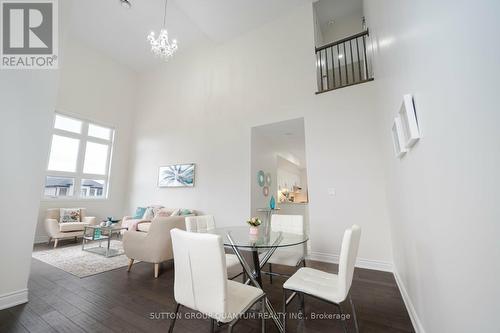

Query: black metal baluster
[319,50,324,91]
[362,34,369,80]
[356,37,362,82]
[337,44,342,86]
[331,46,336,89]
[343,42,349,84]
[324,46,330,90]
[316,52,320,91]
[349,40,355,84]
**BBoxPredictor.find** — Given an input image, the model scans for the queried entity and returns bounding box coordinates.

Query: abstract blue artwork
[158,164,195,187]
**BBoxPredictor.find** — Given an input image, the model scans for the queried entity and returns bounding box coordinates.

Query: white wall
[0,0,76,309]
[364,0,500,332]
[250,129,278,216]
[312,4,324,46]
[321,9,363,44]
[34,37,137,242]
[127,3,393,268]
[0,71,58,309]
[0,8,69,310]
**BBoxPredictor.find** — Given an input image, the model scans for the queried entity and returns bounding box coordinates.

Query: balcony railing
[315,30,373,94]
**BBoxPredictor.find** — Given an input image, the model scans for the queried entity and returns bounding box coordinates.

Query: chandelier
[147,0,178,60]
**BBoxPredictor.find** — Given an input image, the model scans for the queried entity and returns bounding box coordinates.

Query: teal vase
[269,196,276,209]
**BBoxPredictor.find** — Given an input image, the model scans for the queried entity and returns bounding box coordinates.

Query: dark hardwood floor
[1,242,414,333]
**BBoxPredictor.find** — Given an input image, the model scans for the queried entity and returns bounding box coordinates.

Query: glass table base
[227,234,285,332]
[82,246,123,257]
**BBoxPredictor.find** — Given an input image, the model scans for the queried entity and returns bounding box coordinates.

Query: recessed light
[119,0,131,9]
[338,54,344,59]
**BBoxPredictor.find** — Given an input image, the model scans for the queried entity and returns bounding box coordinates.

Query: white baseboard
[0,289,28,310]
[307,251,393,272]
[393,270,426,333]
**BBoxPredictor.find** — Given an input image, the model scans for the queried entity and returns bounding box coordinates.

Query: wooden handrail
[315,30,369,52]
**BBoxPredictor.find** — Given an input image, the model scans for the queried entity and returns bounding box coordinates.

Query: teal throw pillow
[133,207,146,219]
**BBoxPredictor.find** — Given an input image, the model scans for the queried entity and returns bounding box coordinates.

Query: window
[81,179,105,198]
[44,176,75,197]
[47,135,80,172]
[44,114,114,199]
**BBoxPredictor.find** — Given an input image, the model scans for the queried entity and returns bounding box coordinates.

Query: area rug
[32,240,130,278]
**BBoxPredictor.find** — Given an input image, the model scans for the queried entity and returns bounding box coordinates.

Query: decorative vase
[269,195,276,209]
[249,226,259,235]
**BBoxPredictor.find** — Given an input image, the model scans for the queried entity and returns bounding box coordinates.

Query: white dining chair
[169,229,266,333]
[264,214,306,283]
[185,215,243,279]
[282,225,361,333]
[185,215,216,232]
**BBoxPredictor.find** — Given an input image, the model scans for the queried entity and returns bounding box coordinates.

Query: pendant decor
[147,0,178,61]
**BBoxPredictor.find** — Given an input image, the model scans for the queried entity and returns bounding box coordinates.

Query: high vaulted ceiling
[68,0,307,72]
[253,118,307,168]
[314,0,363,29]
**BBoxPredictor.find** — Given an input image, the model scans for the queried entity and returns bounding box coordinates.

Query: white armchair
[123,215,186,278]
[44,208,97,248]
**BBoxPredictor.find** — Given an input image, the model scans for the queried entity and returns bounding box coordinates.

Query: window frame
[43,112,115,201]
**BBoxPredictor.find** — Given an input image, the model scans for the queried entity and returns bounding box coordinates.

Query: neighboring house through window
[44,113,114,199]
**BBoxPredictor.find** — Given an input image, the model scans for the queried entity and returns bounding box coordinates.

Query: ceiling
[314,0,363,32]
[253,118,307,168]
[67,0,307,72]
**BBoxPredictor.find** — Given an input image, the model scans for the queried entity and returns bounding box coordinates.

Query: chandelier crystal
[147,29,178,59]
[147,0,178,61]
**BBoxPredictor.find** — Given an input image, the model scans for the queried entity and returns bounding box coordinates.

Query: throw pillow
[133,207,147,219]
[170,208,180,216]
[156,208,173,217]
[178,208,194,216]
[142,207,155,220]
[152,205,165,217]
[60,208,81,223]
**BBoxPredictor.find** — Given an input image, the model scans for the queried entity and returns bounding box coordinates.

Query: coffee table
[82,225,127,257]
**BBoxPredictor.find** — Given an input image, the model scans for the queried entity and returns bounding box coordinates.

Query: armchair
[123,215,186,278]
[44,208,97,248]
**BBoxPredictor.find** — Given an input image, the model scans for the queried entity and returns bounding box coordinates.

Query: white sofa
[121,207,197,232]
[44,208,97,248]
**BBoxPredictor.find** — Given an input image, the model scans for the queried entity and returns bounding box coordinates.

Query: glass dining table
[207,226,309,333]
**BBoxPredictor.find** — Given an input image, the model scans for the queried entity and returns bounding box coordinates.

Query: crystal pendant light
[147,0,178,61]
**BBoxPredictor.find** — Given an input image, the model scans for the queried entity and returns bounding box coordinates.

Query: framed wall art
[392,115,407,158]
[158,164,195,187]
[399,94,421,148]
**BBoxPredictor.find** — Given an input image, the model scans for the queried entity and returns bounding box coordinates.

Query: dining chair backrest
[337,225,362,301]
[185,215,216,233]
[170,228,228,316]
[270,214,304,235]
